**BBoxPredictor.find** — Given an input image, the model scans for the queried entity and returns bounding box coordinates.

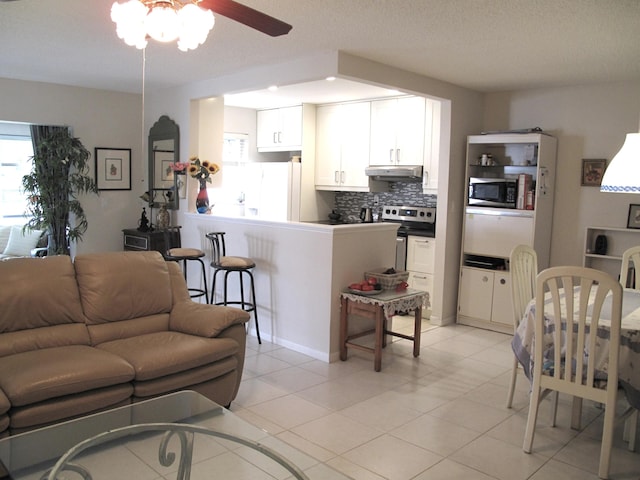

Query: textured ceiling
[0,0,639,102]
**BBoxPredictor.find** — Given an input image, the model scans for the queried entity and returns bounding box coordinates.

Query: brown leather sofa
[0,251,250,435]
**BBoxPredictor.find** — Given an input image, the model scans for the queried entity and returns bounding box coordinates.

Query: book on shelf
[517,174,532,210]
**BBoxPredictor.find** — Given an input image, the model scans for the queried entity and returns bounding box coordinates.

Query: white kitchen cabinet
[458,267,512,329]
[369,96,425,166]
[257,105,302,152]
[315,102,378,191]
[406,235,435,318]
[463,209,534,259]
[422,99,440,193]
[458,133,557,333]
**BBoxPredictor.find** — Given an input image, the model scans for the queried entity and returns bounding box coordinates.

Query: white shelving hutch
[457,133,557,334]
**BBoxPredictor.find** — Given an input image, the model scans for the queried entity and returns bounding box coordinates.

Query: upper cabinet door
[256,108,280,149]
[369,99,398,165]
[279,105,303,148]
[369,96,425,166]
[340,101,371,189]
[315,104,343,187]
[315,102,371,190]
[395,96,425,165]
[256,106,302,152]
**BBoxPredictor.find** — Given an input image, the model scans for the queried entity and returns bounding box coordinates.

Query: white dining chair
[507,244,538,408]
[619,246,640,451]
[620,245,640,289]
[523,266,622,480]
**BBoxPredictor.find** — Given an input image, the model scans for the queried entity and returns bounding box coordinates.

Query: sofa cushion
[87,313,169,346]
[96,332,238,381]
[9,384,133,430]
[2,226,42,257]
[0,345,135,406]
[0,256,88,336]
[74,251,172,324]
[0,324,91,357]
[132,358,238,398]
[0,389,9,416]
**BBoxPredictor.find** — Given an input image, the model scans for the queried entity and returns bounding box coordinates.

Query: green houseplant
[22,129,98,255]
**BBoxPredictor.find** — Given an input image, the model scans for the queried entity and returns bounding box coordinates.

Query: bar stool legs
[206,232,261,344]
[163,226,208,303]
[180,256,208,303]
[213,268,260,344]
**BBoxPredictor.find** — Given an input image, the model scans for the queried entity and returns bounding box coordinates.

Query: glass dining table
[511,287,640,410]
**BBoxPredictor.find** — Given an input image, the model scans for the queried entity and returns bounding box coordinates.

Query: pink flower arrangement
[169,162,189,172]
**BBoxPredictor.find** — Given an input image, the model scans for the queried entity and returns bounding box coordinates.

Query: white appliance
[243,161,301,221]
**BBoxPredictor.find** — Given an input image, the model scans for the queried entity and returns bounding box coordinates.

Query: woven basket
[364,268,409,290]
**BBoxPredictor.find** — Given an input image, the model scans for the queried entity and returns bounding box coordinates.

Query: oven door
[395,236,407,271]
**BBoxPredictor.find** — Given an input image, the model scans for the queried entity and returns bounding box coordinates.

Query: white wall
[484,80,640,268]
[0,78,143,255]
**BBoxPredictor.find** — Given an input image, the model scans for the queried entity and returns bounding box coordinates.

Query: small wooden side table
[339,289,429,372]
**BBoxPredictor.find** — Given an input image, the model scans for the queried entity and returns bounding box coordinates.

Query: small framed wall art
[581,158,607,187]
[627,204,640,229]
[95,148,131,190]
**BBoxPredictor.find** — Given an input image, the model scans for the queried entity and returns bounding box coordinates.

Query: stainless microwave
[468,178,517,208]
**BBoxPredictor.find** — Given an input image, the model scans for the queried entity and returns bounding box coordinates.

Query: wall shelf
[583,226,640,279]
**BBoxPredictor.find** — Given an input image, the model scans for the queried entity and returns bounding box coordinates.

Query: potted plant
[22,129,98,255]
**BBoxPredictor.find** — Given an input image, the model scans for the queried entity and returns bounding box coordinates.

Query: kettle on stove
[360,207,373,223]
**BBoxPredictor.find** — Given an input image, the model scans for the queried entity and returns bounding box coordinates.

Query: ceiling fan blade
[199,0,292,37]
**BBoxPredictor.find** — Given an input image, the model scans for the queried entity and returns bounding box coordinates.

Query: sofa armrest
[169,302,250,338]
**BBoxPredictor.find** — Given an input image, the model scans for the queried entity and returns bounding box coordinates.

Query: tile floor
[232,320,640,480]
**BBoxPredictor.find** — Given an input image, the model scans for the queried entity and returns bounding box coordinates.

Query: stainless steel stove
[381,205,436,270]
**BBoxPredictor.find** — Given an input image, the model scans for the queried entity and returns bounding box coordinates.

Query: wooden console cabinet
[122,229,166,254]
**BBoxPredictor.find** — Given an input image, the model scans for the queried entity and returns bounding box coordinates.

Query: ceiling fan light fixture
[111,0,148,49]
[111,0,215,51]
[177,4,215,51]
[145,4,180,43]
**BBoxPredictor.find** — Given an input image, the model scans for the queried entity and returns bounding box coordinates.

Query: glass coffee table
[0,390,351,480]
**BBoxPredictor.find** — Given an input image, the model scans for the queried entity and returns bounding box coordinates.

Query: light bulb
[146,5,180,43]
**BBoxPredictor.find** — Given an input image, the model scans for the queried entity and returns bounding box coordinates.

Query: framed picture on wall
[95,148,131,190]
[627,204,640,229]
[581,158,607,187]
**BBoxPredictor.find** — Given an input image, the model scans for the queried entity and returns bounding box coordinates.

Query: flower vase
[196,178,210,214]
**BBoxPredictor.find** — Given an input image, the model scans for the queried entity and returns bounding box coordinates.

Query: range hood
[365,165,423,182]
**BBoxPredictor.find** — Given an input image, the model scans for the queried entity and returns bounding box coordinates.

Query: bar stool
[206,231,260,344]
[163,226,208,303]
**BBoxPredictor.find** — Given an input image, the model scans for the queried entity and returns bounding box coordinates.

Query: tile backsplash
[334,182,436,222]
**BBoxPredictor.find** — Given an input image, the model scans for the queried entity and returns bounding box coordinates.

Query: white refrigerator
[243,161,301,221]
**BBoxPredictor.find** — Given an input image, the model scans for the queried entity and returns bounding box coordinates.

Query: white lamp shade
[111,1,214,50]
[600,133,640,193]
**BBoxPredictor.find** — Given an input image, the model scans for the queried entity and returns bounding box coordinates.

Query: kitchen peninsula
[181,213,398,362]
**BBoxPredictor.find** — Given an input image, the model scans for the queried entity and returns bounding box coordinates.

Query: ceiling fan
[109,0,292,51]
[199,0,292,37]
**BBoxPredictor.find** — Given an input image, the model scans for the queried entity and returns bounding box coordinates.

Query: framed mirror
[148,115,180,210]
